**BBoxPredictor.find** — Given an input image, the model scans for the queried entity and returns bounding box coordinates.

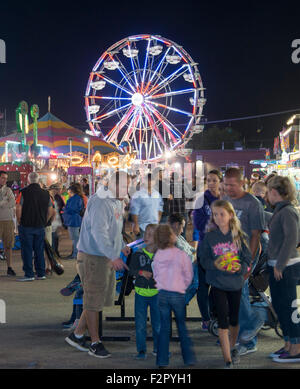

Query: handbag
[44,239,64,275]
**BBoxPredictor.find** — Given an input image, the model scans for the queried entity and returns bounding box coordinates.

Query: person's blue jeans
[68,227,80,258]
[18,225,45,278]
[157,290,196,366]
[238,253,264,348]
[134,292,160,353]
[268,263,300,344]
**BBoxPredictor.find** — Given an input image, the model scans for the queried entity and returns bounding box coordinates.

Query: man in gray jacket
[223,167,265,355]
[65,171,130,358]
[0,171,16,276]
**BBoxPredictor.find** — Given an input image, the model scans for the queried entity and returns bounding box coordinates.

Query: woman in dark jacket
[62,184,84,259]
[266,176,300,363]
[193,169,222,330]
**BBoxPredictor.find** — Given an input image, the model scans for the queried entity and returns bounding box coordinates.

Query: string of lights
[1,107,300,133]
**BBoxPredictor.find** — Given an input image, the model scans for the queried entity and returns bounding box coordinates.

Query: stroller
[248,252,282,338]
[208,252,283,338]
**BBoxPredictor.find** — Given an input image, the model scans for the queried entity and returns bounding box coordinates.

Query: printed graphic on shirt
[138,251,153,267]
[205,204,212,215]
[212,242,241,272]
[213,242,238,256]
[235,210,243,219]
[114,210,122,220]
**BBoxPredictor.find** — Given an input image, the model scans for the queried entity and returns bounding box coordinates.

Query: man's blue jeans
[134,292,160,353]
[268,263,300,344]
[157,290,196,366]
[238,253,264,348]
[18,225,45,278]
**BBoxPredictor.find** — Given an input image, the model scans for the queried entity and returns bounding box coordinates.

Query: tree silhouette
[186,125,242,150]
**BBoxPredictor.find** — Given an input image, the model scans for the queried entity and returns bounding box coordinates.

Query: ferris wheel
[85,34,206,162]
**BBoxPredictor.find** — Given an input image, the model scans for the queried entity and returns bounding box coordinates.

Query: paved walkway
[0,227,297,371]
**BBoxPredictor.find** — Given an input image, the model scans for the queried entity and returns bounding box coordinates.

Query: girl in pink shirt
[153,224,196,368]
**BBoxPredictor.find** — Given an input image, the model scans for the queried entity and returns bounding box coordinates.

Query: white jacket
[77,189,125,260]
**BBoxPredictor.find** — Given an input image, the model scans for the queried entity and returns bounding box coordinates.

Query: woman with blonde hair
[266,176,300,363]
[199,200,252,368]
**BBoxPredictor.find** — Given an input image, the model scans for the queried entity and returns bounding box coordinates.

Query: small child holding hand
[152,224,196,368]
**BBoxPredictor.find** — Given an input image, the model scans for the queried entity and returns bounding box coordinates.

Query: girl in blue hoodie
[193,169,222,329]
[199,200,251,368]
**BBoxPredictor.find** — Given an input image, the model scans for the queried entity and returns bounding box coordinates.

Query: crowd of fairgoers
[0,167,300,368]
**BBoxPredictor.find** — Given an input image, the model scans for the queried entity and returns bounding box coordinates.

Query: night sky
[1,0,300,148]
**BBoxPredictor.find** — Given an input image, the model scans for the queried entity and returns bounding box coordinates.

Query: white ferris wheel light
[131,93,144,107]
[192,125,203,134]
[122,48,139,58]
[88,105,100,114]
[165,150,173,159]
[91,80,106,90]
[103,61,119,70]
[190,98,207,107]
[183,73,193,82]
[85,129,101,137]
[166,55,181,64]
[149,45,163,56]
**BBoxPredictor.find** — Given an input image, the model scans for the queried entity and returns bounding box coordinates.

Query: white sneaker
[16,277,35,282]
[237,344,257,356]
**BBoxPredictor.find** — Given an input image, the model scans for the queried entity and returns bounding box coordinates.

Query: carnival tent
[0,112,122,155]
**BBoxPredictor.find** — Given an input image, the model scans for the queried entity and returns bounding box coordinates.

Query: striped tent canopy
[0,112,122,155]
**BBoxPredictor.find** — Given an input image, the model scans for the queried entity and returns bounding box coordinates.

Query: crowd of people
[1,165,300,368]
[63,167,300,368]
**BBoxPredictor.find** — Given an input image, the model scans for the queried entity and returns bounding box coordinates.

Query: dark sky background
[1,0,300,149]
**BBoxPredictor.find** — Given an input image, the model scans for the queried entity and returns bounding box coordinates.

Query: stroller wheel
[274,320,283,339]
[208,319,219,337]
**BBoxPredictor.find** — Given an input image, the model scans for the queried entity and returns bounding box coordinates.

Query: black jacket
[20,184,50,228]
[129,248,156,290]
